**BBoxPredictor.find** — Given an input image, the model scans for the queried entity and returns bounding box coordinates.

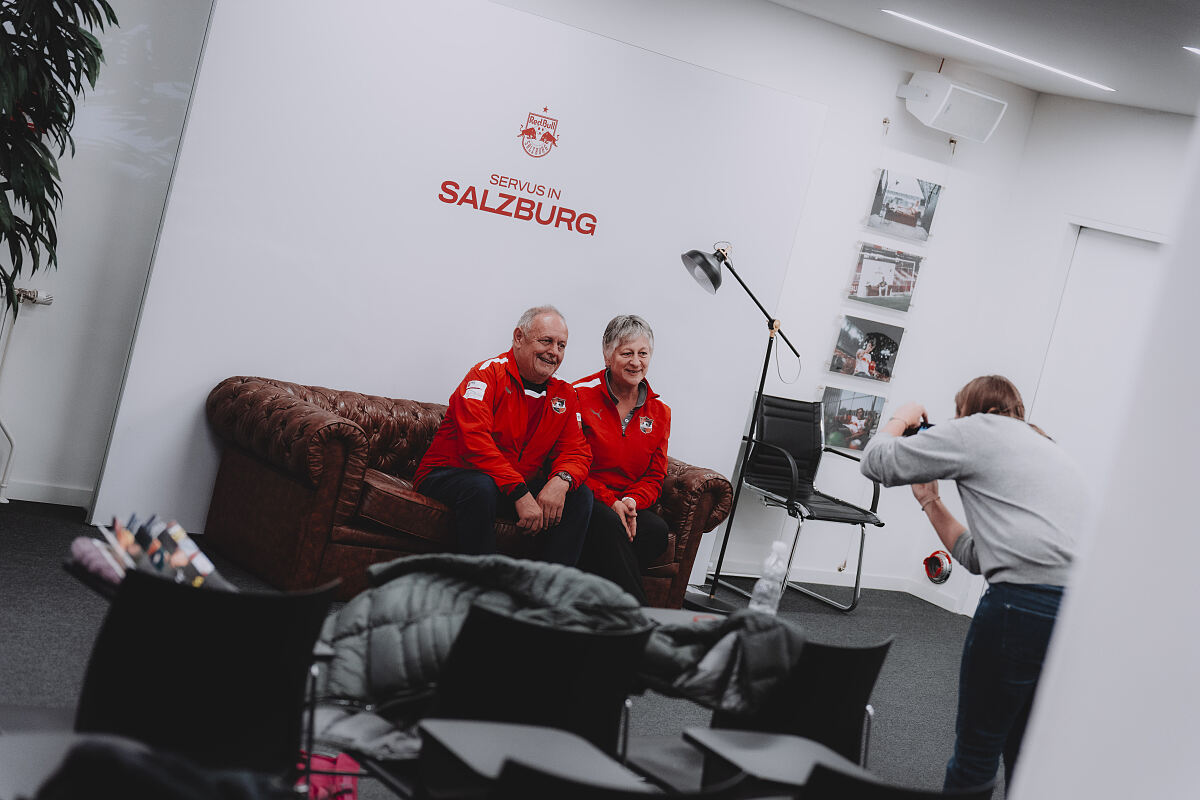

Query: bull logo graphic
[639,417,653,434]
[519,110,559,158]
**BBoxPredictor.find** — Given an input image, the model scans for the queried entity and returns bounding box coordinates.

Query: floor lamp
[680,243,800,613]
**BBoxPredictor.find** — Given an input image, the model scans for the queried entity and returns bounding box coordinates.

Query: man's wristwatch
[554,470,573,488]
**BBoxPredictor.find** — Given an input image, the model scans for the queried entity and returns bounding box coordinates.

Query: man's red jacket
[414,350,591,493]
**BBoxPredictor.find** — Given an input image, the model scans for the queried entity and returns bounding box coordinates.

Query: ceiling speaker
[897,71,1008,143]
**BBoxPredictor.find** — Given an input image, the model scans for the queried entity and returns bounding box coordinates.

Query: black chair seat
[747,484,882,526]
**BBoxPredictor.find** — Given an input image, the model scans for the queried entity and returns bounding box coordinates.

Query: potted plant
[0,0,118,313]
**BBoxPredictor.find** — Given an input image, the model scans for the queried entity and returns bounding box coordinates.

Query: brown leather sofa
[202,376,734,605]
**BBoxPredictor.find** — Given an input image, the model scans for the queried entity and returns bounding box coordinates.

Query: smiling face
[512,312,568,384]
[605,335,652,393]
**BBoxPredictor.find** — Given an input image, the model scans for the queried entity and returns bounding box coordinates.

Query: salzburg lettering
[438,179,597,236]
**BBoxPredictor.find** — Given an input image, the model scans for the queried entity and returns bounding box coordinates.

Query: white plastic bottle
[747,540,791,615]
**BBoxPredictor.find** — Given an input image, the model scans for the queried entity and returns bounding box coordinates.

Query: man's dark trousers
[420,468,593,565]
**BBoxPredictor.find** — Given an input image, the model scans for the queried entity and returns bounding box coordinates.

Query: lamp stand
[683,317,781,613]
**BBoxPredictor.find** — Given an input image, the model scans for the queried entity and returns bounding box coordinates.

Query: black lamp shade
[681,249,723,294]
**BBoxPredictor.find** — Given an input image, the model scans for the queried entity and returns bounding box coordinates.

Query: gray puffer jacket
[320,553,805,715]
[321,554,644,709]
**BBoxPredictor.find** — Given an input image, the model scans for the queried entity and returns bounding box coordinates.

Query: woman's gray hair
[602,314,655,359]
[516,305,565,333]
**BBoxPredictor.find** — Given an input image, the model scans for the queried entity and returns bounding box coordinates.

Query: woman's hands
[911,480,940,509]
[882,401,928,437]
[612,498,637,541]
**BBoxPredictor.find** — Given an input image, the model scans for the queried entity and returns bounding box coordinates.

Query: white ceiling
[769,0,1200,116]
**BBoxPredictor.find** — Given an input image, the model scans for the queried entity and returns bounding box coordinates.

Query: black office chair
[725,395,884,612]
[626,637,892,791]
[491,758,745,799]
[711,636,893,763]
[72,569,339,775]
[433,603,654,755]
[803,763,997,800]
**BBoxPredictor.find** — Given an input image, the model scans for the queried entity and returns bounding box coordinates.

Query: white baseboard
[707,558,969,616]
[2,479,92,510]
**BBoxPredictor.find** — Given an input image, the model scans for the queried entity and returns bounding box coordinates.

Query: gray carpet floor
[0,500,997,797]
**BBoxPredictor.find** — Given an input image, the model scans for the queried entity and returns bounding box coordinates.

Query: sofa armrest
[655,456,733,567]
[206,377,370,501]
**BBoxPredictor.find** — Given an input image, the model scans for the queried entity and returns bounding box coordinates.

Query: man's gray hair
[602,314,655,359]
[517,305,566,333]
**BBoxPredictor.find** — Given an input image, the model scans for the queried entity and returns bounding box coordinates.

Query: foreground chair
[356,604,654,797]
[803,763,997,799]
[710,395,883,612]
[73,570,339,775]
[434,604,654,755]
[711,636,894,764]
[491,755,745,799]
[626,636,892,791]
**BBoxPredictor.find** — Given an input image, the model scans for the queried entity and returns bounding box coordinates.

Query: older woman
[860,375,1089,794]
[571,315,670,605]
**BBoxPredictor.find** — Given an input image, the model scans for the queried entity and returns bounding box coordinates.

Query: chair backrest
[74,570,338,774]
[491,759,743,799]
[803,763,997,800]
[742,396,824,497]
[710,637,893,763]
[434,604,653,755]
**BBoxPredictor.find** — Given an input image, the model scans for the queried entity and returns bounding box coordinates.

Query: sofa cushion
[355,469,533,555]
[358,469,452,545]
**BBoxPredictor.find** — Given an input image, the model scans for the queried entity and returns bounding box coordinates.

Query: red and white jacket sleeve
[547,386,592,489]
[446,364,525,492]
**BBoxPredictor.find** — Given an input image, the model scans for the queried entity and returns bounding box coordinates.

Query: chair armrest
[821,447,880,513]
[822,446,860,462]
[206,377,370,490]
[745,436,802,512]
[655,458,733,563]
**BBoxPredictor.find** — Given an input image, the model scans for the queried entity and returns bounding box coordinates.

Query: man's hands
[514,493,543,533]
[612,497,637,542]
[516,474,572,535]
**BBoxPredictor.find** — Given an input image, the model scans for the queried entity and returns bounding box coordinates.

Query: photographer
[860,375,1089,794]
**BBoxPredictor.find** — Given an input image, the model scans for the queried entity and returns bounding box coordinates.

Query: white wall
[1010,101,1200,800]
[0,0,212,507]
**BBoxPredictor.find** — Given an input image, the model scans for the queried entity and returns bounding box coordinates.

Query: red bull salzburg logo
[519,109,559,158]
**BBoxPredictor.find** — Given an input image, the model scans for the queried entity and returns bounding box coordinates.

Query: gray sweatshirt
[861,414,1088,586]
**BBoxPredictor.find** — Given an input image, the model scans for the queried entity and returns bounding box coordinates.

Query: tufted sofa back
[209,377,448,481]
[311,390,448,480]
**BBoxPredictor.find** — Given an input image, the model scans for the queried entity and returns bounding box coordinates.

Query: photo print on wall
[848,242,924,313]
[866,169,943,243]
[820,386,887,451]
[828,314,905,384]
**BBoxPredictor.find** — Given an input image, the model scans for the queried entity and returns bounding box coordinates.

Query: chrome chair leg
[785,523,866,612]
[861,703,875,767]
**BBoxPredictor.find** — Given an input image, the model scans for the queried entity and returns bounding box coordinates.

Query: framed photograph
[820,386,887,451]
[847,242,924,313]
[866,168,943,243]
[828,314,905,383]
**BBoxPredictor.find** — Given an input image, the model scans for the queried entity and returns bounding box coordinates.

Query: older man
[414,305,593,564]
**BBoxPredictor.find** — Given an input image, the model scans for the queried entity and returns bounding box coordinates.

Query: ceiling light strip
[1184,46,1200,56]
[882,9,1116,92]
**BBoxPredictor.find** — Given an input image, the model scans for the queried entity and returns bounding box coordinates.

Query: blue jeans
[945,582,1063,794]
[419,467,592,566]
